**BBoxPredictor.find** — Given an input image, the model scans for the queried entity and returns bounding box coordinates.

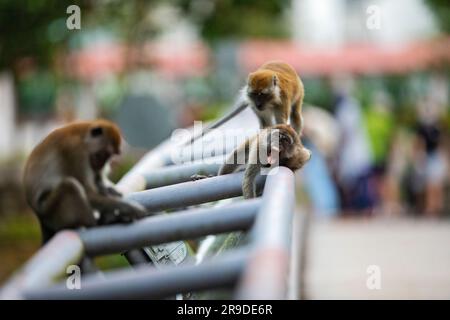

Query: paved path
[304,218,450,299]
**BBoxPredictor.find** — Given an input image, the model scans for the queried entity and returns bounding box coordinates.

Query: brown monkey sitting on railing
[23,120,147,244]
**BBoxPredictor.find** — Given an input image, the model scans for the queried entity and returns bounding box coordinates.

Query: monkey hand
[98,200,148,225]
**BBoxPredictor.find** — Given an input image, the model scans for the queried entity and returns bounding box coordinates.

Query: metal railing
[0,112,307,300]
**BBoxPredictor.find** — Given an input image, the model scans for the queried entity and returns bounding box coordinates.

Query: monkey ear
[247,73,253,83]
[90,126,103,137]
[272,75,278,87]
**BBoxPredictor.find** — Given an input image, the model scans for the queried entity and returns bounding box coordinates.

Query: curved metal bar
[0,231,84,300]
[126,172,265,213]
[23,250,248,300]
[80,199,261,256]
[236,167,296,300]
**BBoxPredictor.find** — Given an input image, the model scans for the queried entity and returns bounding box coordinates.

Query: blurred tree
[0,0,93,73]
[0,0,164,73]
[0,0,291,71]
[425,0,450,33]
[0,0,165,115]
[0,0,95,117]
[177,0,290,41]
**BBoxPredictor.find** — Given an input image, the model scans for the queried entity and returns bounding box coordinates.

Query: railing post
[0,231,84,300]
[236,167,296,299]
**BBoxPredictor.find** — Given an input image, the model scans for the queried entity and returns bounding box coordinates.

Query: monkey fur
[187,61,305,145]
[23,120,147,244]
[218,124,311,199]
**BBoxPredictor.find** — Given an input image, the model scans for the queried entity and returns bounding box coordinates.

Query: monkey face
[248,91,272,110]
[268,125,311,170]
[86,121,122,171]
[267,128,294,165]
[247,71,279,110]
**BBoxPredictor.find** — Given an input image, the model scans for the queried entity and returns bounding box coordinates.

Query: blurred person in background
[301,105,341,218]
[364,91,396,216]
[412,93,448,217]
[330,75,375,216]
[383,129,413,217]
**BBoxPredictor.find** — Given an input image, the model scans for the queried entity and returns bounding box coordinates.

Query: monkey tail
[218,139,250,175]
[218,148,241,175]
[184,99,248,146]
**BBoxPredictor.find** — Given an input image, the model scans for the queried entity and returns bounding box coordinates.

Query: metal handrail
[80,199,261,256]
[1,111,304,300]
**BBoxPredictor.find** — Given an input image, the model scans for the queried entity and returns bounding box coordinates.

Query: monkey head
[85,120,122,172]
[267,124,311,171]
[246,70,280,110]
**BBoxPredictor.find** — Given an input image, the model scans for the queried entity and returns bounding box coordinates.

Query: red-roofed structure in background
[66,41,210,81]
[141,41,210,78]
[239,37,450,76]
[66,38,450,81]
[66,43,127,81]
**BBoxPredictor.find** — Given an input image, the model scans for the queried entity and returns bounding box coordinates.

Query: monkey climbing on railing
[218,124,311,199]
[186,61,306,145]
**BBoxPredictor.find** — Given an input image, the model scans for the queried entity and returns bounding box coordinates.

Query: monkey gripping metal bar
[142,156,223,189]
[0,109,301,299]
[79,199,261,256]
[0,167,297,299]
[125,171,265,213]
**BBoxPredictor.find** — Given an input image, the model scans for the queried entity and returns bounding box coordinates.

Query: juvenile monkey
[23,120,147,244]
[187,61,305,145]
[218,124,311,199]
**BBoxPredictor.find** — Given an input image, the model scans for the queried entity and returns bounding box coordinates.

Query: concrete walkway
[304,217,450,299]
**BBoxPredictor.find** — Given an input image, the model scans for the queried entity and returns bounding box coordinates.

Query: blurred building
[292,0,437,47]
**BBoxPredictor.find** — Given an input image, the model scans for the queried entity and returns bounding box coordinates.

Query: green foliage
[0,212,40,284]
[0,0,291,73]
[94,254,130,270]
[0,212,40,242]
[108,156,140,183]
[17,69,57,115]
[302,77,335,111]
[178,0,290,41]
[0,0,87,71]
[425,0,450,33]
[201,102,230,121]
[0,0,162,72]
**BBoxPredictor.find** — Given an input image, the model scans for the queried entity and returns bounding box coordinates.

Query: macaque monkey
[218,124,311,199]
[24,120,147,244]
[186,61,305,145]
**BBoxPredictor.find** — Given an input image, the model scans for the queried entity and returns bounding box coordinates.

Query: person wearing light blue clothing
[300,140,340,218]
